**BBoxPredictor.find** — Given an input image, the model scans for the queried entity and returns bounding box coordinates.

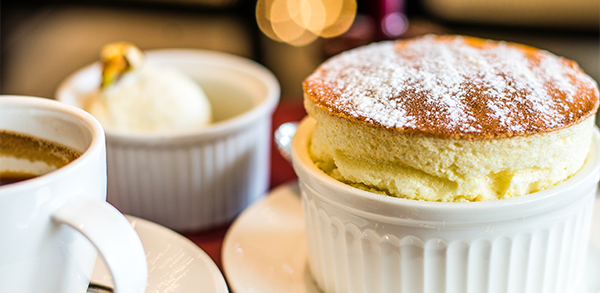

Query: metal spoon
[274,122,298,163]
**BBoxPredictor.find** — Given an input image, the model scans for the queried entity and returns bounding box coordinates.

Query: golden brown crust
[303,35,599,138]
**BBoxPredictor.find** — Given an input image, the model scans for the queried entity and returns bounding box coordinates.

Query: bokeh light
[382,12,409,38]
[257,0,357,47]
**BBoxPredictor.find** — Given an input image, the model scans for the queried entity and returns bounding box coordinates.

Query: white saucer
[222,182,600,293]
[90,215,228,293]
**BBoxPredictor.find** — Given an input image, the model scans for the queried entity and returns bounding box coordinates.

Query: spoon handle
[274,122,298,163]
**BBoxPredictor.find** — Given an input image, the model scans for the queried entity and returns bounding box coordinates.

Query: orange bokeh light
[257,0,357,46]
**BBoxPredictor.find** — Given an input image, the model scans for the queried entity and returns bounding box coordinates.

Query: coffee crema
[0,172,38,185]
[0,129,82,186]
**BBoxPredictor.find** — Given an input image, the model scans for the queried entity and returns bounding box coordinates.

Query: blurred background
[1,0,598,102]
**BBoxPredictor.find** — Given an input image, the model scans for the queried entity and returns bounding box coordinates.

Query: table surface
[182,99,307,271]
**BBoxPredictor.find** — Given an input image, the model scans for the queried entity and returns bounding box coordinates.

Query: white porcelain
[289,117,600,293]
[90,215,228,293]
[0,96,147,293]
[222,182,600,293]
[56,49,280,232]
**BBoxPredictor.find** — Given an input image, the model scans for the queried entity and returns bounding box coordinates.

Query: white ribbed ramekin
[56,49,280,232]
[292,117,600,293]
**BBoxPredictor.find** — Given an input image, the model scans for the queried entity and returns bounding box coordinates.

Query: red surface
[183,99,306,270]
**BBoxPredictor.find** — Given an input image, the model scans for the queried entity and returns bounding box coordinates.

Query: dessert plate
[222,182,600,293]
[90,215,228,293]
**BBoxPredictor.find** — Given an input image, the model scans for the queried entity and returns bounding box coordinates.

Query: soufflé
[303,34,599,202]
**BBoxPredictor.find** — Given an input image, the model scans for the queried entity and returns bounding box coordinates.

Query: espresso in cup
[0,129,81,185]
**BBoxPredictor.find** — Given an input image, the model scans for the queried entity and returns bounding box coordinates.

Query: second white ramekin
[57,49,280,232]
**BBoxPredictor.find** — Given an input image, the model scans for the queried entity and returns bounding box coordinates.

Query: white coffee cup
[0,96,147,293]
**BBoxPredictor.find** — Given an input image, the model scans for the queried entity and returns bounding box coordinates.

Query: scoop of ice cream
[85,42,212,133]
[87,66,212,132]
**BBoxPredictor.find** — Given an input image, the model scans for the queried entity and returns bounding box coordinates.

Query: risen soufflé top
[303,34,599,138]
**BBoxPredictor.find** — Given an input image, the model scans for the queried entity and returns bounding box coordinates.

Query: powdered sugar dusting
[304,35,599,137]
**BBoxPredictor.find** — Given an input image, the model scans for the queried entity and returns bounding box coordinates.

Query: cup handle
[52,195,148,293]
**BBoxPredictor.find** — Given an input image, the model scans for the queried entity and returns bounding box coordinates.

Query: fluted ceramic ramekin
[56,49,280,232]
[292,117,600,293]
